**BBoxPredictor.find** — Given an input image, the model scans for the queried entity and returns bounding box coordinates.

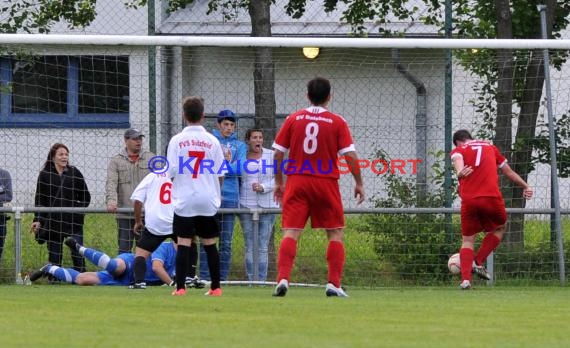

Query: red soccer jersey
[272,106,355,179]
[450,140,507,200]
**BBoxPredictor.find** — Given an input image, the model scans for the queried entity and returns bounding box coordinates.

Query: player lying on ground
[29,238,179,286]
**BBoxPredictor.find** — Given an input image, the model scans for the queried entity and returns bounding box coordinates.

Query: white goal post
[1,34,570,49]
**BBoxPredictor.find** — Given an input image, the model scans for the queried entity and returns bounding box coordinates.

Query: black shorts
[135,228,176,253]
[173,213,220,239]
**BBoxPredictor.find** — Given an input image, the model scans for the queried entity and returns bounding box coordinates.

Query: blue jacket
[212,129,247,203]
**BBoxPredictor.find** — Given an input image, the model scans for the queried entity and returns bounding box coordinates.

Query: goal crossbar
[1,34,570,49]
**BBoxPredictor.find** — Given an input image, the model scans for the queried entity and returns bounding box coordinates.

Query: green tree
[447,0,570,249]
[0,0,97,33]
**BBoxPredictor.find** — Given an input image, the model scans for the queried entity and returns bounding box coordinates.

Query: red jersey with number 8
[272,106,355,179]
[450,141,507,200]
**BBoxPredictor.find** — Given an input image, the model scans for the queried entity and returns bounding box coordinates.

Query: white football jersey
[130,172,173,236]
[167,125,227,217]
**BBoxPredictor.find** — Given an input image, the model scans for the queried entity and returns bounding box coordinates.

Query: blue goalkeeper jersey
[144,241,176,283]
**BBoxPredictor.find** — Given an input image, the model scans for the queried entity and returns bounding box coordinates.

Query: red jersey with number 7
[272,106,355,179]
[450,140,507,200]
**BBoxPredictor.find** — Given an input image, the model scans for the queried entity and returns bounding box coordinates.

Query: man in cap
[199,109,246,281]
[106,128,156,254]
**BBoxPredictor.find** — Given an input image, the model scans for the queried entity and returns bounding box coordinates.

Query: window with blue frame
[0,55,129,128]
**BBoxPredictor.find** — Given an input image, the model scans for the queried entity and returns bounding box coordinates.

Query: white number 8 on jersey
[303,122,319,154]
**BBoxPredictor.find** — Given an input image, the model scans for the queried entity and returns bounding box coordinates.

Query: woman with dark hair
[237,129,279,282]
[31,143,91,272]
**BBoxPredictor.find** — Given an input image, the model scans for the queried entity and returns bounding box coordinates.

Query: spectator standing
[199,109,246,281]
[237,129,279,282]
[106,128,155,254]
[31,143,91,272]
[0,168,13,262]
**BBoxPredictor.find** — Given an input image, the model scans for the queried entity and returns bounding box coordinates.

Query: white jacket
[239,148,279,209]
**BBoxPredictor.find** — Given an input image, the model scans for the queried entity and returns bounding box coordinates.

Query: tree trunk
[249,0,277,148]
[504,50,544,248]
[500,0,556,248]
[493,0,514,156]
[248,0,278,277]
[492,0,516,248]
[492,0,514,154]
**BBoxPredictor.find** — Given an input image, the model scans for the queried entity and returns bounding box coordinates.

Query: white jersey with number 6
[130,172,173,236]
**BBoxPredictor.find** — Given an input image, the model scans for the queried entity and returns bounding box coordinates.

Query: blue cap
[217,109,236,123]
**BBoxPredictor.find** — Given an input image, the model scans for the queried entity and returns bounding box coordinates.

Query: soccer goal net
[0,34,568,287]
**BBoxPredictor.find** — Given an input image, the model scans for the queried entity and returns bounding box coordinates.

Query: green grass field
[1,285,568,347]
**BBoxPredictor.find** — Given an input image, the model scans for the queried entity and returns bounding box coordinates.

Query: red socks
[327,241,345,288]
[459,248,474,281]
[276,237,297,282]
[475,233,501,265]
[459,233,500,282]
[277,238,346,288]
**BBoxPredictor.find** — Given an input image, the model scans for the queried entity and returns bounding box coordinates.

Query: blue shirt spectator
[211,114,247,203]
[200,109,246,281]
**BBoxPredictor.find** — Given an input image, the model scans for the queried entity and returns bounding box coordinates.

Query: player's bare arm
[133,200,144,235]
[343,151,365,205]
[451,154,473,179]
[151,260,172,285]
[273,149,286,204]
[500,164,534,199]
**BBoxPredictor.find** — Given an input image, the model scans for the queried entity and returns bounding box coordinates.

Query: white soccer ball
[447,253,461,275]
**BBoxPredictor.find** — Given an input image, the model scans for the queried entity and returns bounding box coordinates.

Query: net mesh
[0,38,568,286]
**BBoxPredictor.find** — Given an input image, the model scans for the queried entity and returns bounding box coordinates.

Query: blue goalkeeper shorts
[96,253,135,286]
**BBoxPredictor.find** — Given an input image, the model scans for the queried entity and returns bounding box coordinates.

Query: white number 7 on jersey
[188,150,205,178]
[472,145,482,166]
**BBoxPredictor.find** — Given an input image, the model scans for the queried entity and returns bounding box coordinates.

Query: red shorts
[460,196,507,236]
[281,175,345,229]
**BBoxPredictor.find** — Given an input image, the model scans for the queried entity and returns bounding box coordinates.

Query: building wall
[0,46,150,206]
[179,47,447,209]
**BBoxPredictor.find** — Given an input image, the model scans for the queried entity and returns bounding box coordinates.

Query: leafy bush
[364,213,460,284]
[364,149,569,284]
[494,244,570,281]
[363,150,461,284]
